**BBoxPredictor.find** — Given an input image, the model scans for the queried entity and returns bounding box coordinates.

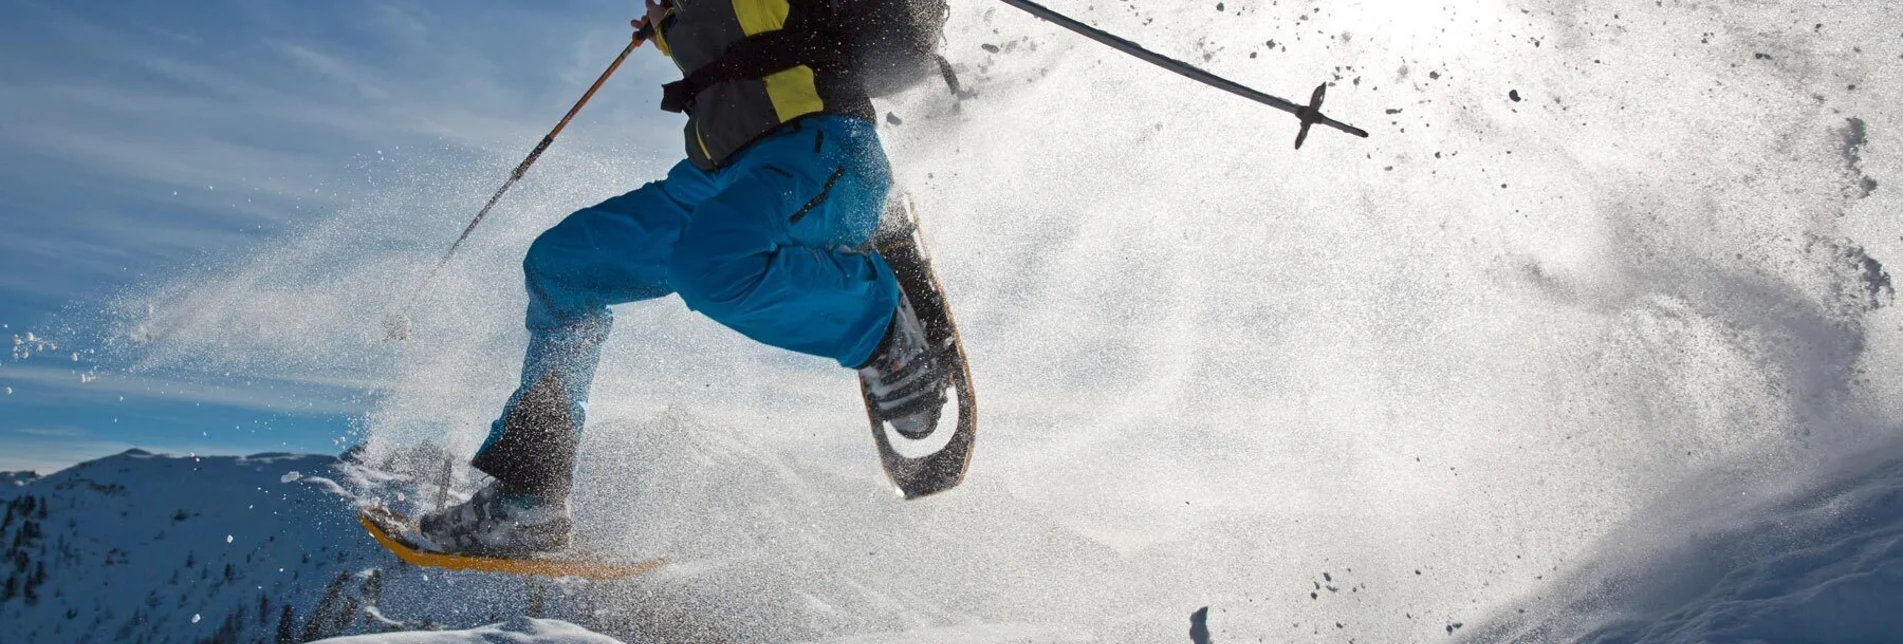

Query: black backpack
[660,0,955,114]
[829,0,952,97]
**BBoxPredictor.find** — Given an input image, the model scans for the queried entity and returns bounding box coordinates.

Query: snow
[1466,446,1903,642]
[7,443,1898,642]
[0,470,38,492]
[311,617,624,644]
[14,0,1903,641]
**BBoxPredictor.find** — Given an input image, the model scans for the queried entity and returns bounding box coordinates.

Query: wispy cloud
[0,0,684,315]
[1,363,373,417]
[12,426,87,438]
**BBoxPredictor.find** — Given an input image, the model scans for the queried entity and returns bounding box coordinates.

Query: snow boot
[857,292,951,438]
[417,480,572,557]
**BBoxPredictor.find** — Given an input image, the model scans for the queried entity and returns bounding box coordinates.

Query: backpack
[659,0,955,114]
[828,0,952,97]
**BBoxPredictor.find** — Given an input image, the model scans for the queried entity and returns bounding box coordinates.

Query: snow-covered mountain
[1,449,384,643]
[0,446,653,643]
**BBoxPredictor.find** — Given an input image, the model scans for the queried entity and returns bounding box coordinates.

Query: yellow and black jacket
[652,0,874,170]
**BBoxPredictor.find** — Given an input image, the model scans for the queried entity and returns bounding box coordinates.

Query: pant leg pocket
[751,161,839,224]
[747,121,888,246]
[788,166,847,225]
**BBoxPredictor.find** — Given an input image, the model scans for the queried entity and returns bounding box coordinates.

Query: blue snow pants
[472,115,899,486]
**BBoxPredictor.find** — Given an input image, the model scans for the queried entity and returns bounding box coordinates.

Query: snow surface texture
[1469,444,1903,642]
[60,0,1903,641]
[312,617,625,644]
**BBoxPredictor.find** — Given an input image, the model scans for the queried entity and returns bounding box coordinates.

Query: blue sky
[0,0,687,472]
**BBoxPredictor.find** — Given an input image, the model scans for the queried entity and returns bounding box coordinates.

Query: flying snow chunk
[281,471,302,483]
[226,535,233,544]
[191,614,201,624]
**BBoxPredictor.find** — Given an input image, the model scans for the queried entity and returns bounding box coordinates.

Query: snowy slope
[1465,447,1903,643]
[312,617,624,644]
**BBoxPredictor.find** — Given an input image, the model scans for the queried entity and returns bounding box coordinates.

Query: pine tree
[274,605,296,644]
[21,563,38,605]
[361,569,383,608]
[199,605,246,644]
[299,571,362,641]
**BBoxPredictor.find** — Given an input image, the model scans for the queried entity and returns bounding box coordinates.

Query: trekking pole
[995,0,1369,149]
[385,27,652,341]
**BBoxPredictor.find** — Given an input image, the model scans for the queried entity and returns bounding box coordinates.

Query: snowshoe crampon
[359,504,664,580]
[863,195,977,500]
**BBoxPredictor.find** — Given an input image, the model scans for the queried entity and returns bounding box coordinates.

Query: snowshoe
[360,504,663,580]
[860,194,976,499]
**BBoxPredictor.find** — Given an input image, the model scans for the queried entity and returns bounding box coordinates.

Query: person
[418,0,950,556]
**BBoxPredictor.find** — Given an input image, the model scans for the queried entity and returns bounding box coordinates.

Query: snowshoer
[418,0,952,556]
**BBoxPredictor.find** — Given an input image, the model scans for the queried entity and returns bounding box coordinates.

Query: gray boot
[857,293,950,438]
[418,480,572,557]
